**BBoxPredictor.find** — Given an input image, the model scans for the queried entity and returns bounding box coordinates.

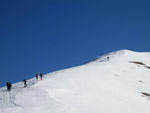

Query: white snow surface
[1,49,150,113]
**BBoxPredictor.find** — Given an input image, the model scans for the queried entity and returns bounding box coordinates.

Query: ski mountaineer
[9,82,12,91]
[6,82,12,91]
[23,79,27,87]
[36,73,38,80]
[107,56,109,61]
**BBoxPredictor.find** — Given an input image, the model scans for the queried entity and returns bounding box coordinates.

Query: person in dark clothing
[40,73,43,80]
[107,56,109,61]
[36,73,38,80]
[23,79,27,87]
[6,82,12,91]
[6,82,9,91]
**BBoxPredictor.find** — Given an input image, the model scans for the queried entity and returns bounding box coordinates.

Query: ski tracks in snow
[0,79,37,113]
[0,89,26,113]
[12,107,26,113]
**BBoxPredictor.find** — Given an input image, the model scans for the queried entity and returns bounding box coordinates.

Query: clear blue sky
[0,0,150,87]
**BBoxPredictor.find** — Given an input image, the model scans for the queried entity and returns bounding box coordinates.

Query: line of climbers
[6,73,43,91]
[36,73,43,80]
[5,56,110,91]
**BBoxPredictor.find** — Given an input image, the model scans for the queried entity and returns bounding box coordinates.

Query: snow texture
[1,49,150,113]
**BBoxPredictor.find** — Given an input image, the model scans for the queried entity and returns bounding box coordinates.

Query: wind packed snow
[1,50,150,113]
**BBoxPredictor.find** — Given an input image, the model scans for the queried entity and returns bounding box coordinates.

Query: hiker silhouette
[6,82,12,91]
[36,73,38,80]
[23,79,27,87]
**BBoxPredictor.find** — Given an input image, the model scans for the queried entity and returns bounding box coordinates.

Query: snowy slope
[1,50,150,113]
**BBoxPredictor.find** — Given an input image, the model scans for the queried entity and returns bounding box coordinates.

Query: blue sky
[0,0,150,87]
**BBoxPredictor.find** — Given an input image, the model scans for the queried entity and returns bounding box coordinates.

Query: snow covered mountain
[1,49,150,113]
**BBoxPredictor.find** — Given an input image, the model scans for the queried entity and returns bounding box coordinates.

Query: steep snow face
[1,50,150,113]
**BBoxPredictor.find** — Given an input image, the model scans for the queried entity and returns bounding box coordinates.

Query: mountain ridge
[1,49,150,113]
